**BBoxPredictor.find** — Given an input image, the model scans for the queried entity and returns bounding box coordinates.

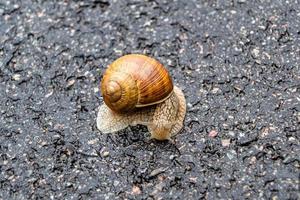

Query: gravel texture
[0,0,299,199]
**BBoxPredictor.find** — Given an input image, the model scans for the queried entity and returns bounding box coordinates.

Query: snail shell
[101,54,173,113]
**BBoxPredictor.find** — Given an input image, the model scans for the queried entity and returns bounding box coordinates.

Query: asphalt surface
[0,0,299,199]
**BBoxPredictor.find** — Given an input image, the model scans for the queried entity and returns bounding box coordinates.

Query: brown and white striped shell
[101,54,173,113]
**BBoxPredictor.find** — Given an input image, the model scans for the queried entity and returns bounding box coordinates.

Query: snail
[96,54,186,140]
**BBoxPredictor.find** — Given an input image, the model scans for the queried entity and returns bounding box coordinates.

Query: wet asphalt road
[0,0,299,199]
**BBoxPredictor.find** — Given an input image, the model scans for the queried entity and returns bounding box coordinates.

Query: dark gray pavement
[0,0,299,199]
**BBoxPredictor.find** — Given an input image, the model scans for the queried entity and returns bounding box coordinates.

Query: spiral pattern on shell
[101,54,174,113]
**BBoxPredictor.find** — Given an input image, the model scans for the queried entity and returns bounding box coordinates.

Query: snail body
[97,54,186,140]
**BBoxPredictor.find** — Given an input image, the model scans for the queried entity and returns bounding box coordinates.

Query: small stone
[283,155,298,164]
[66,79,76,88]
[222,123,229,129]
[272,196,279,200]
[228,131,235,137]
[211,87,221,94]
[54,123,64,130]
[45,89,54,98]
[251,47,260,58]
[12,74,21,81]
[131,185,141,195]
[208,130,218,138]
[66,182,72,187]
[221,139,231,147]
[237,132,258,145]
[261,127,270,137]
[149,167,168,177]
[102,151,110,157]
[94,87,99,93]
[113,180,119,187]
[87,139,98,145]
[250,156,257,164]
[189,177,197,183]
[230,10,237,14]
[226,150,237,160]
[40,141,48,146]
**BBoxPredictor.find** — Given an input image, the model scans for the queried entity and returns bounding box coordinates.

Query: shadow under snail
[96,54,186,140]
